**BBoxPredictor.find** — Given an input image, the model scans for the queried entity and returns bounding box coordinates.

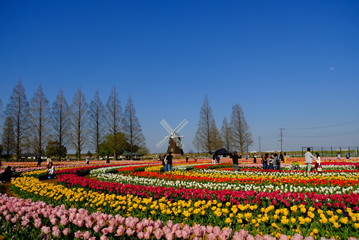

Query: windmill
[156,119,188,155]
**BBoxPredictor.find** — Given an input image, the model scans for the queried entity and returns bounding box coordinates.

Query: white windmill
[156,119,188,154]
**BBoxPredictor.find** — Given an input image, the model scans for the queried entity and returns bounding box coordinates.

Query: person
[346,153,350,159]
[161,154,167,168]
[337,153,341,159]
[0,166,15,183]
[262,153,269,170]
[165,152,173,172]
[231,151,239,171]
[305,148,316,173]
[253,155,257,163]
[186,156,189,162]
[47,162,55,179]
[279,152,284,164]
[86,156,90,164]
[36,155,42,167]
[268,154,274,170]
[46,157,53,167]
[314,152,322,173]
[212,154,216,164]
[274,153,281,170]
[216,155,220,163]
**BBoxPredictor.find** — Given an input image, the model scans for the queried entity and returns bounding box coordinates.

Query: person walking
[305,148,316,173]
[231,151,240,171]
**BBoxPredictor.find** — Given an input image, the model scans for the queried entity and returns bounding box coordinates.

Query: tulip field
[1,158,359,240]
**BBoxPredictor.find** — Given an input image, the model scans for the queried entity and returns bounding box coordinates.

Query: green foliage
[46,141,67,158]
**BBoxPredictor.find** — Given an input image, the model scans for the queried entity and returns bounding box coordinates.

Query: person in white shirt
[304,148,316,173]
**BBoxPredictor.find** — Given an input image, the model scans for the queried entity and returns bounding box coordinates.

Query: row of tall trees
[0,80,147,160]
[193,96,253,154]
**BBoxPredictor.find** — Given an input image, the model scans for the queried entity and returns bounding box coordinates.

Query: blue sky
[1,0,359,153]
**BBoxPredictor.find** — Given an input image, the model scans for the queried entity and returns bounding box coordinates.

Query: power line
[285,120,359,131]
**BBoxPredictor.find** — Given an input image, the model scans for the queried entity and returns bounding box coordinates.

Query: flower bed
[1,160,359,239]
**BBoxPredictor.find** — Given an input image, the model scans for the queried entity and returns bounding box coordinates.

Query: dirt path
[0,181,20,198]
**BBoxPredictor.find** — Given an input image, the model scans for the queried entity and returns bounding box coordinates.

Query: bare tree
[122,96,146,156]
[230,103,253,154]
[221,117,233,151]
[2,116,15,160]
[5,80,29,160]
[193,96,223,153]
[106,87,122,159]
[69,88,88,161]
[88,91,106,159]
[51,89,70,159]
[29,84,50,156]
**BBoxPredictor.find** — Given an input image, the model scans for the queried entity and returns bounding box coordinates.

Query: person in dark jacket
[165,152,173,172]
[0,166,15,183]
[231,151,239,171]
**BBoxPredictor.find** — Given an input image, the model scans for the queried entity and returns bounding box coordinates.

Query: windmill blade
[156,135,170,148]
[160,119,173,133]
[173,119,188,133]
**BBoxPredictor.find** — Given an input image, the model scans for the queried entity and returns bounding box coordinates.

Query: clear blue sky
[1,0,359,153]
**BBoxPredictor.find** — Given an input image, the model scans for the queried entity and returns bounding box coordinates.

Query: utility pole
[279,128,284,152]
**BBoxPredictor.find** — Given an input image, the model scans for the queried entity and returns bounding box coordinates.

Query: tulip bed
[1,159,359,240]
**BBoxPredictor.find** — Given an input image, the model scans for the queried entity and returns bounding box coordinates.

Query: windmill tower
[156,119,188,155]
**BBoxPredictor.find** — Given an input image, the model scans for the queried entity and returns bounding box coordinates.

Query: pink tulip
[115,225,125,236]
[146,226,154,234]
[41,226,51,235]
[52,226,61,238]
[137,232,145,239]
[74,230,83,238]
[34,219,42,228]
[175,230,182,238]
[207,233,217,240]
[206,226,214,233]
[101,227,110,235]
[136,222,144,232]
[144,231,151,240]
[100,235,109,240]
[126,228,135,236]
[83,231,92,239]
[279,235,289,240]
[50,216,58,225]
[247,234,255,240]
[93,224,101,233]
[165,233,174,240]
[154,229,163,239]
[21,219,30,226]
[11,216,18,223]
[213,226,221,235]
[63,228,70,236]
